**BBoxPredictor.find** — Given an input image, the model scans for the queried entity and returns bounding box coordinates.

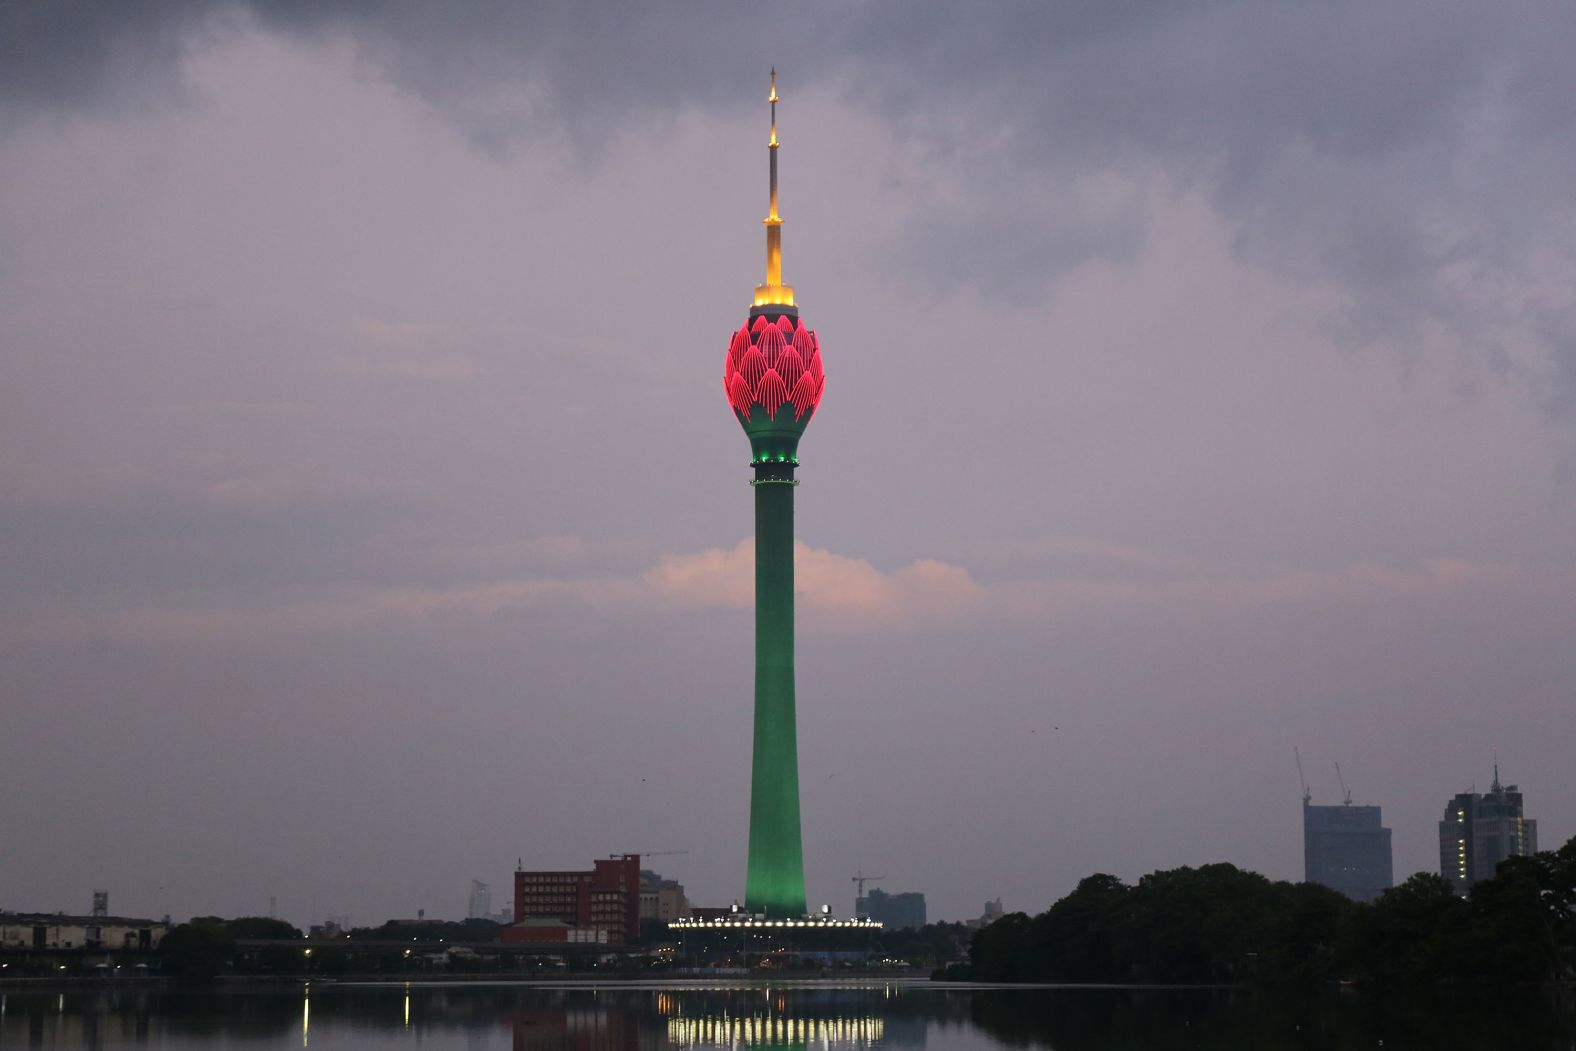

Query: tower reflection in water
[509,989,888,1050]
[665,1012,882,1048]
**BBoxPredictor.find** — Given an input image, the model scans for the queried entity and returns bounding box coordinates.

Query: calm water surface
[2,980,1572,1049]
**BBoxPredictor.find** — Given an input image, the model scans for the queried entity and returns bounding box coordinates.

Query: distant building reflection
[510,1007,649,1049]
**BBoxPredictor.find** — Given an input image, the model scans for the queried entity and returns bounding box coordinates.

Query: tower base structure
[668,916,882,931]
[667,914,884,975]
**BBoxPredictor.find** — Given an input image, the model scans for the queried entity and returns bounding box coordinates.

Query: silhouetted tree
[1358,873,1466,986]
[227,916,302,939]
[960,837,1576,988]
[348,918,502,942]
[158,919,235,978]
[968,911,1032,981]
[873,921,971,966]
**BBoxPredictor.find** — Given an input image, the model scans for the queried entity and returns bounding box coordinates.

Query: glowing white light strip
[666,917,882,930]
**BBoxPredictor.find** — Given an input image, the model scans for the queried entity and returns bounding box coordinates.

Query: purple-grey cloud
[6,3,1576,410]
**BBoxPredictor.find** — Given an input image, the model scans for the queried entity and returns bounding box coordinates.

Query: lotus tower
[722,71,825,917]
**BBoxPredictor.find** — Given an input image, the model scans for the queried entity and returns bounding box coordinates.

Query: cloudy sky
[3,2,1574,927]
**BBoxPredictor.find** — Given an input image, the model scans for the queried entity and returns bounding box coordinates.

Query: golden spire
[754,67,795,308]
[769,67,779,149]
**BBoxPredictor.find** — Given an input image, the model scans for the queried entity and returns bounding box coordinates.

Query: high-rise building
[1438,766,1538,896]
[965,898,1005,930]
[1302,800,1393,902]
[722,71,827,918]
[639,870,691,923]
[511,854,641,944]
[467,879,492,920]
[857,888,926,930]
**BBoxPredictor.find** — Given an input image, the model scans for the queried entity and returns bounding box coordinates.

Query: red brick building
[509,854,640,944]
[498,918,607,944]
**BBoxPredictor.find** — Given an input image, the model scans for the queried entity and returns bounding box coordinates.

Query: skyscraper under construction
[1303,800,1393,903]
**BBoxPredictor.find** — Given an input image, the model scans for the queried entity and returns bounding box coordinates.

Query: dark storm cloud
[0,0,209,121]
[9,2,1573,176]
[7,1,1575,403]
[837,3,1576,407]
[0,1,834,144]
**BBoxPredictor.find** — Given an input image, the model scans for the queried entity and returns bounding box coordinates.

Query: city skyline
[3,4,1575,928]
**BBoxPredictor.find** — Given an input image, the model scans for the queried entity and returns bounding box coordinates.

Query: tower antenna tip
[754,67,792,306]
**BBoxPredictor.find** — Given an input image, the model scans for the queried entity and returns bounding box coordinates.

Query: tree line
[951,834,1576,986]
[157,916,512,976]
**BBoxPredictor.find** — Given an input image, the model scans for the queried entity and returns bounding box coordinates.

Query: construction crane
[1294,747,1311,805]
[851,871,884,901]
[1334,763,1353,806]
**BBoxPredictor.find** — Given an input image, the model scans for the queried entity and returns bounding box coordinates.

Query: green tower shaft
[726,71,820,919]
[745,459,806,915]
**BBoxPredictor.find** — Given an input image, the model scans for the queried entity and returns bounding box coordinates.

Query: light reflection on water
[1,980,1572,1049]
[665,1012,883,1047]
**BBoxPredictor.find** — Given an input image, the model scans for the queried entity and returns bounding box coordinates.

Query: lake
[2,979,1571,1048]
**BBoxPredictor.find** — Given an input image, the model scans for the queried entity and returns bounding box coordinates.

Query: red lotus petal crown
[724,313,825,422]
